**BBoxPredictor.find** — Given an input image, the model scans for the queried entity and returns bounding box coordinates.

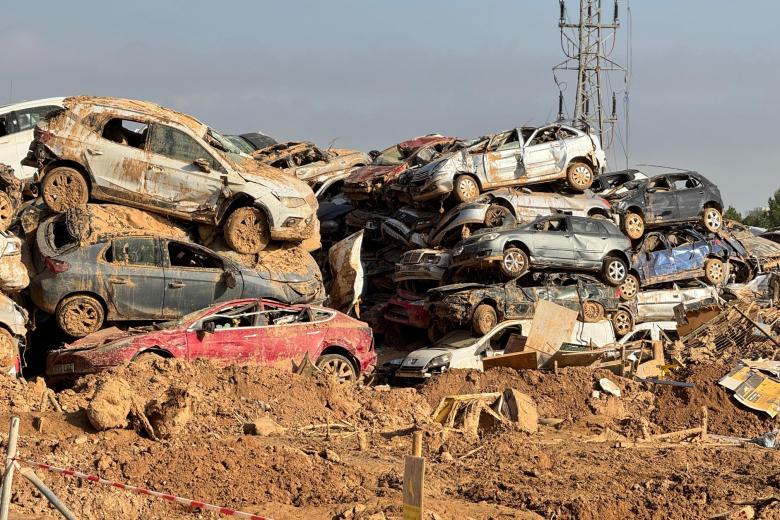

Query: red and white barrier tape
[18,459,272,520]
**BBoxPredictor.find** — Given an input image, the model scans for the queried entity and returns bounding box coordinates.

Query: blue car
[628,228,744,289]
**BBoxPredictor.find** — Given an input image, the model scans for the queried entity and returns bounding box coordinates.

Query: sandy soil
[0,359,774,519]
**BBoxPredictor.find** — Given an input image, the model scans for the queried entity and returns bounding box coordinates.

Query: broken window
[647,177,672,192]
[527,127,559,146]
[671,176,701,190]
[101,118,149,149]
[15,106,60,132]
[168,242,223,269]
[488,130,520,152]
[536,217,567,232]
[207,302,260,330]
[0,114,8,137]
[149,124,221,171]
[570,219,605,234]
[374,145,403,166]
[106,237,157,266]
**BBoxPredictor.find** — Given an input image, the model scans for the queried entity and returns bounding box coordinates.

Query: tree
[723,206,742,222]
[741,189,780,228]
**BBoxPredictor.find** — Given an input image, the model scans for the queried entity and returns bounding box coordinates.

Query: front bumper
[394,368,432,380]
[451,241,503,267]
[409,178,453,202]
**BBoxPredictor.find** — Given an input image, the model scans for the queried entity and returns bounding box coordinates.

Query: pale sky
[2,0,777,211]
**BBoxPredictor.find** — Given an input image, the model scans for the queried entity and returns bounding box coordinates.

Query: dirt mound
[86,376,132,430]
[76,204,191,241]
[652,361,775,437]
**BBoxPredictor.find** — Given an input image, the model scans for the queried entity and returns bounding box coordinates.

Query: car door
[102,236,165,319]
[531,216,575,264]
[186,301,263,364]
[569,218,609,267]
[481,130,522,186]
[644,176,679,223]
[162,240,243,318]
[636,285,683,321]
[669,232,708,273]
[255,304,328,366]
[522,126,566,178]
[637,235,677,284]
[12,106,62,178]
[670,175,706,220]
[146,123,227,216]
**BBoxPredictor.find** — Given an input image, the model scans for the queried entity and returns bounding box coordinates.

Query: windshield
[224,135,256,154]
[161,303,222,330]
[374,145,404,166]
[205,128,248,162]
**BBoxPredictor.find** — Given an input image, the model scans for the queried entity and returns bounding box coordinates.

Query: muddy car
[590,169,648,196]
[0,228,28,292]
[451,215,631,285]
[607,171,723,239]
[629,228,740,290]
[46,299,376,382]
[342,135,461,203]
[30,212,325,338]
[428,187,613,247]
[635,282,719,323]
[723,221,780,276]
[225,132,277,153]
[24,96,317,254]
[394,248,452,284]
[427,272,635,337]
[0,292,28,376]
[380,207,438,249]
[400,124,606,203]
[252,141,370,199]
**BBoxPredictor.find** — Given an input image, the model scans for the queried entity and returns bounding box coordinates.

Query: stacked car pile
[0,96,376,382]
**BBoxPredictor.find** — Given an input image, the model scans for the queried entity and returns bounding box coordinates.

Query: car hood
[230,157,315,199]
[400,347,452,368]
[428,282,485,295]
[346,164,399,184]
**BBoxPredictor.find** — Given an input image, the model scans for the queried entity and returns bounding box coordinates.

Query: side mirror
[194,158,211,172]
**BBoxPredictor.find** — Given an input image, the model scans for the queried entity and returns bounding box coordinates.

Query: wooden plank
[482,351,538,370]
[525,301,578,367]
[403,455,425,520]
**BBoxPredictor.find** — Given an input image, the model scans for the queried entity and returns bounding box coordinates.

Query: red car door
[255,303,326,367]
[185,301,264,364]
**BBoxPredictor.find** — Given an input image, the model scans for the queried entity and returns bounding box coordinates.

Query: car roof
[62,96,206,134]
[0,97,65,113]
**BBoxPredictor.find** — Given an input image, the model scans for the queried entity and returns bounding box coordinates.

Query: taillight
[36,128,53,144]
[615,286,622,298]
[45,257,70,273]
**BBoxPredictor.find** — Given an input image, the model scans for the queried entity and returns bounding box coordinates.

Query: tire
[41,166,89,212]
[612,309,634,337]
[619,273,640,301]
[0,192,14,232]
[453,175,480,203]
[56,294,104,338]
[0,328,17,373]
[427,321,447,343]
[223,206,270,254]
[623,212,644,240]
[499,247,529,279]
[581,301,605,323]
[566,161,594,191]
[702,206,722,233]
[131,351,164,367]
[703,258,726,285]
[602,256,628,286]
[484,205,515,227]
[471,304,498,336]
[316,353,357,383]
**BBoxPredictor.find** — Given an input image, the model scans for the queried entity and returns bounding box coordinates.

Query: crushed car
[721,220,780,276]
[0,292,28,376]
[225,132,277,153]
[606,171,723,239]
[46,299,375,383]
[0,97,64,179]
[380,206,439,248]
[590,168,648,197]
[0,228,28,292]
[342,135,461,204]
[630,228,740,289]
[251,141,370,199]
[450,215,631,285]
[30,210,324,337]
[426,272,635,337]
[24,96,318,254]
[635,281,720,323]
[399,123,606,203]
[428,187,613,247]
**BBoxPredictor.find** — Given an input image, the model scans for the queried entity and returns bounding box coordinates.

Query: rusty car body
[635,281,720,323]
[724,221,780,274]
[46,299,376,382]
[607,171,723,239]
[399,124,606,203]
[426,272,634,337]
[252,141,370,199]
[24,96,318,254]
[0,291,28,376]
[428,187,613,247]
[450,215,632,285]
[342,135,461,203]
[0,228,28,292]
[30,212,324,338]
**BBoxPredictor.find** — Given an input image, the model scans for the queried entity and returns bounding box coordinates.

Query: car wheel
[703,258,726,285]
[581,301,605,323]
[566,161,594,191]
[453,175,480,203]
[623,212,644,239]
[0,328,17,373]
[131,351,164,367]
[56,294,104,338]
[702,207,722,233]
[500,247,529,279]
[41,166,89,213]
[0,192,15,232]
[471,304,498,336]
[316,354,357,383]
[223,206,270,254]
[484,205,515,227]
[602,256,628,286]
[612,309,634,337]
[619,273,640,301]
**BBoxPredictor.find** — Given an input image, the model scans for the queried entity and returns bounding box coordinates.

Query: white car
[635,283,719,323]
[0,98,64,178]
[617,321,678,343]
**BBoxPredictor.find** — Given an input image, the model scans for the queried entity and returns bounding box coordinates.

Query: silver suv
[25,96,318,253]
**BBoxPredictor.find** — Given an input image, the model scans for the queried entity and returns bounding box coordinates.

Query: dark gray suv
[450,215,632,285]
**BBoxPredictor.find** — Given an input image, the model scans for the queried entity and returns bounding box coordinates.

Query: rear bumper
[384,298,431,329]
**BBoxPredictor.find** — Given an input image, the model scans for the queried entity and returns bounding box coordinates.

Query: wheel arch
[41,160,93,191]
[605,249,631,266]
[703,200,723,213]
[132,347,174,361]
[56,291,110,318]
[217,194,273,228]
[317,344,360,375]
[504,240,531,257]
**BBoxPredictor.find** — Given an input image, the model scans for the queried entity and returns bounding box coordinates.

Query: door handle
[86,148,103,156]
[168,281,185,288]
[306,331,320,335]
[108,277,128,284]
[243,334,257,339]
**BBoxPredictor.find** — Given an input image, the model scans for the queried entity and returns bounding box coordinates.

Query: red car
[342,135,461,202]
[46,299,375,382]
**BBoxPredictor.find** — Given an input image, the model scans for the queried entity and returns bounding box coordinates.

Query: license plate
[51,363,74,375]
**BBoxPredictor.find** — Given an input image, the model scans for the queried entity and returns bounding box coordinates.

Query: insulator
[614,1,619,22]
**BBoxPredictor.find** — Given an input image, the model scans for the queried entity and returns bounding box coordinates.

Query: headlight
[477,233,500,242]
[279,196,307,208]
[426,353,452,370]
[2,241,19,255]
